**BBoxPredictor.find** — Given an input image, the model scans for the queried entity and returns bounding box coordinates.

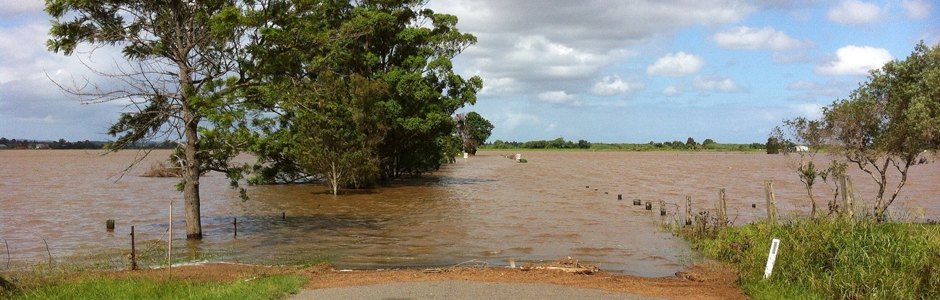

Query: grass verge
[679,218,940,299]
[7,274,306,300]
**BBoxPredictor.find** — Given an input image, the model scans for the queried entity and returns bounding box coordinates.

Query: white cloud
[787,80,820,90]
[793,103,825,120]
[815,45,893,76]
[0,0,44,19]
[501,112,540,131]
[713,26,814,50]
[786,79,855,101]
[692,75,746,93]
[537,91,583,106]
[646,52,706,77]
[663,85,684,96]
[590,75,644,96]
[427,0,755,95]
[827,0,886,25]
[903,0,931,20]
[772,51,813,64]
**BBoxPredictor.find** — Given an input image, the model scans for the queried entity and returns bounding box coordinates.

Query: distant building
[795,145,809,152]
[0,144,7,149]
[34,144,51,149]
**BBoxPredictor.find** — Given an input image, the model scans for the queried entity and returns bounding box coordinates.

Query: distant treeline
[481,137,766,152]
[0,137,177,150]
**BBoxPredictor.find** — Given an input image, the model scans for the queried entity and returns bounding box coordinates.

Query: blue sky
[1,0,937,143]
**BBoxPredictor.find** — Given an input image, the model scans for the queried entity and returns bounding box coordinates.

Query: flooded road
[1,150,938,277]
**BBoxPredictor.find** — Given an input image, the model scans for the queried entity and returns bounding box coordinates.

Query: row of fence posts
[106,210,291,271]
[604,181,796,226]
[616,177,854,226]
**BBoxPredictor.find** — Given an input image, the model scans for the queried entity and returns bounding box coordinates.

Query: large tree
[46,0,257,239]
[249,0,482,188]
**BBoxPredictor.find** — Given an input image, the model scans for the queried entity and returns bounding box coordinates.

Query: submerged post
[130,226,137,271]
[618,194,623,200]
[633,199,641,206]
[645,201,652,211]
[106,219,115,231]
[717,189,727,227]
[765,181,779,224]
[685,196,692,226]
[659,200,666,216]
[233,217,237,237]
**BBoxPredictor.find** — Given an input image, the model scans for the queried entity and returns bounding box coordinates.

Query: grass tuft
[8,274,307,300]
[680,218,940,299]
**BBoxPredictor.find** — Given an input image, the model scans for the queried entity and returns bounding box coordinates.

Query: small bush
[518,158,528,163]
[142,161,182,177]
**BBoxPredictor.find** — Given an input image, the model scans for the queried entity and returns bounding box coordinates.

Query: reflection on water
[1,150,938,277]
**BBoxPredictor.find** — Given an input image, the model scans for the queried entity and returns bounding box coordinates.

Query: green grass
[681,218,940,299]
[8,274,307,300]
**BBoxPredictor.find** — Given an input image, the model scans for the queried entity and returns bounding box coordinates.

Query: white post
[764,238,780,279]
[515,153,521,161]
[463,152,468,159]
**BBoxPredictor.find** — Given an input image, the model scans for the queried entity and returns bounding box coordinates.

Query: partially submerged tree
[772,118,831,218]
[46,0,255,239]
[249,0,482,189]
[779,41,939,221]
[455,111,494,155]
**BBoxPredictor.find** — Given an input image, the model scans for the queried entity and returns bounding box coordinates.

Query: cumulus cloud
[500,112,541,132]
[0,0,44,19]
[827,0,886,25]
[663,85,684,96]
[692,75,747,93]
[815,45,893,76]
[772,51,813,64]
[590,75,644,96]
[793,103,825,120]
[428,0,755,95]
[537,91,583,106]
[713,26,814,50]
[646,52,706,77]
[786,79,855,101]
[903,0,931,20]
[787,80,820,90]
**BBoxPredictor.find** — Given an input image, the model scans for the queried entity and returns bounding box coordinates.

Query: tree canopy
[456,111,494,155]
[241,0,483,193]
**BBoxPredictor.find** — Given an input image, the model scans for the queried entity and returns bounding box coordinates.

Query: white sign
[463,152,468,159]
[764,238,781,279]
[515,153,521,160]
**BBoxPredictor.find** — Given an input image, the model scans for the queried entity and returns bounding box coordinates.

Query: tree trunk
[806,185,817,219]
[183,103,203,239]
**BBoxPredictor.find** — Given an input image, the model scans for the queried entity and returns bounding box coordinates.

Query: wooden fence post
[718,189,728,226]
[130,226,137,271]
[685,196,693,226]
[765,181,779,224]
[840,175,855,219]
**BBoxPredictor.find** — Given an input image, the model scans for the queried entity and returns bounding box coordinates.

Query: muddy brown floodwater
[1,150,938,277]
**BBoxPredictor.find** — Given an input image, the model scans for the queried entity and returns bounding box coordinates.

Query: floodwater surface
[1,150,937,277]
